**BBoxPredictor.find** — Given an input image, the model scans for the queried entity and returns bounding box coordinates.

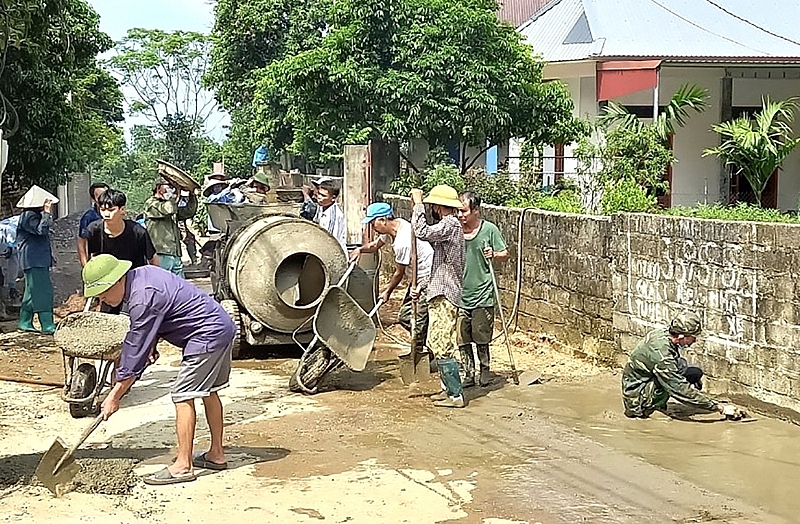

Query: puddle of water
[521,375,800,521]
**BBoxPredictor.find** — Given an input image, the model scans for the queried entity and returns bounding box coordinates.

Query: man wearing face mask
[144,179,197,277]
[621,311,744,419]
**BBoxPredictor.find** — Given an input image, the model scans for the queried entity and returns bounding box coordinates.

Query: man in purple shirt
[82,254,236,485]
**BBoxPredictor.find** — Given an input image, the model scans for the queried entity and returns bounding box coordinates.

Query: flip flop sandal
[143,467,197,485]
[192,452,228,471]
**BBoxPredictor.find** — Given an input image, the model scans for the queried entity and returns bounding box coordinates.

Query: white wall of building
[733,77,800,210]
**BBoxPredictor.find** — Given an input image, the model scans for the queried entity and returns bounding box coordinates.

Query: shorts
[171,343,232,402]
[457,306,494,346]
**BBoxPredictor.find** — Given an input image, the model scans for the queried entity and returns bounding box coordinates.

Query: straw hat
[202,177,228,197]
[16,185,59,209]
[82,254,132,297]
[422,185,462,209]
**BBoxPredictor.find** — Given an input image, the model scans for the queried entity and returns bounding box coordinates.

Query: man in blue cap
[351,202,434,349]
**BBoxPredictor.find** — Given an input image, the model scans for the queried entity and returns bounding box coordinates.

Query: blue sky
[88,0,228,140]
[88,0,215,40]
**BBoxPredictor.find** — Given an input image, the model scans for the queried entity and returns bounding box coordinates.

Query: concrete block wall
[383,195,800,412]
[613,213,800,413]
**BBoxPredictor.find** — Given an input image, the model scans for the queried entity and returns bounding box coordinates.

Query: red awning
[596,60,662,101]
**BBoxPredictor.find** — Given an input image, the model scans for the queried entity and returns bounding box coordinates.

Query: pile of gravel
[54,312,130,359]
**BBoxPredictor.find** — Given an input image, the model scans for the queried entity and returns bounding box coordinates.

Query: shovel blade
[398,348,432,386]
[35,438,80,496]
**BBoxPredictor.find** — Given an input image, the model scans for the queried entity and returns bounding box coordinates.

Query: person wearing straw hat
[15,185,58,334]
[84,254,236,485]
[410,184,466,408]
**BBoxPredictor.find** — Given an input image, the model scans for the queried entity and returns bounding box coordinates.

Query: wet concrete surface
[0,321,794,523]
[516,373,800,522]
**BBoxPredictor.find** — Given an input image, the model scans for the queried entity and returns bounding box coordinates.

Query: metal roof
[519,0,800,63]
[498,0,551,28]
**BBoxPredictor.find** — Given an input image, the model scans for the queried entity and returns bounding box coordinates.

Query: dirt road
[0,322,792,524]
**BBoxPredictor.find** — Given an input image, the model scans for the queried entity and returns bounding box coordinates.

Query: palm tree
[597,83,709,141]
[704,98,800,208]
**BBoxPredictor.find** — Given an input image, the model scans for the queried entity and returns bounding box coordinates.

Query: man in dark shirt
[85,189,158,313]
[77,182,109,267]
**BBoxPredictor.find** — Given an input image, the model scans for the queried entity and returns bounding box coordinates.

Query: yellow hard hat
[422,185,462,209]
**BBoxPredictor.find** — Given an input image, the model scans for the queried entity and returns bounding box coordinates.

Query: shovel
[399,228,430,385]
[487,250,521,385]
[35,413,104,495]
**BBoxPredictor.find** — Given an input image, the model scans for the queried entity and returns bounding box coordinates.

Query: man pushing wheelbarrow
[82,254,236,485]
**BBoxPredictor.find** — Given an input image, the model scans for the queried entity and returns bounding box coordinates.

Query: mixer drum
[225,215,348,333]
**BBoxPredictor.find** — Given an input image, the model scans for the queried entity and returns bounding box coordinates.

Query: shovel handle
[53,413,104,474]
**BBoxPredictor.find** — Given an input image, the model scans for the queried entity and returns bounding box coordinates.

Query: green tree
[247,0,584,170]
[205,0,332,172]
[704,98,800,208]
[0,0,124,194]
[107,29,217,132]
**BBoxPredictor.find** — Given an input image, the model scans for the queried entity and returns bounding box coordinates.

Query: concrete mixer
[208,203,376,356]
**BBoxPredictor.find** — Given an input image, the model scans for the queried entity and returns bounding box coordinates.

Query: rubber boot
[18,307,35,332]
[458,345,476,387]
[476,344,491,387]
[38,311,56,335]
[434,358,465,408]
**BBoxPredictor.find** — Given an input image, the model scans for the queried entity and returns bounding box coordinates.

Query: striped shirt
[411,204,464,306]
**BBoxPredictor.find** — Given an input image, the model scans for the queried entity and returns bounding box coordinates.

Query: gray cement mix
[0,455,138,495]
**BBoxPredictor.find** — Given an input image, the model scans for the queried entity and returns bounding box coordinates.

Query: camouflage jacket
[622,328,718,417]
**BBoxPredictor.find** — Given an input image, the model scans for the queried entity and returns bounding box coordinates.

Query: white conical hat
[16,185,59,209]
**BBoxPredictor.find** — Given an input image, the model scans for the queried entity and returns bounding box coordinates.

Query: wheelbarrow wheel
[220,299,243,359]
[68,363,98,418]
[289,347,332,394]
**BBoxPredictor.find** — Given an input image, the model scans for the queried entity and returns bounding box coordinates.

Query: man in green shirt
[457,191,508,387]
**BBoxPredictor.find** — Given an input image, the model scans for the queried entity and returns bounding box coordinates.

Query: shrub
[534,189,584,213]
[600,178,657,214]
[663,202,800,223]
[423,163,465,193]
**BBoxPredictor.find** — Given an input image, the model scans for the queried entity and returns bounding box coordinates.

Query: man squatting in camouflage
[622,311,744,419]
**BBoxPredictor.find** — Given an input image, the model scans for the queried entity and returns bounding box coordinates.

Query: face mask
[164,187,175,199]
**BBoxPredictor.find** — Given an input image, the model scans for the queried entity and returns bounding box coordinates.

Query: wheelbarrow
[289,261,384,394]
[53,311,130,418]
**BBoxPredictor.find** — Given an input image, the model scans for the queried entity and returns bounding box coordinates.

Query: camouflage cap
[669,311,702,336]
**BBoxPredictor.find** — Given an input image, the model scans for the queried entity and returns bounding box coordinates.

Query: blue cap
[362,202,393,224]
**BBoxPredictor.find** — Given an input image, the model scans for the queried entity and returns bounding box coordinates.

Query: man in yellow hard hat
[410,184,466,408]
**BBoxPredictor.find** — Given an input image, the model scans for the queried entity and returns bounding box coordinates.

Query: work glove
[722,403,748,421]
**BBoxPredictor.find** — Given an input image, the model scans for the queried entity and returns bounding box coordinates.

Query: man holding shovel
[457,191,509,387]
[82,254,236,485]
[350,202,434,348]
[411,185,466,408]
